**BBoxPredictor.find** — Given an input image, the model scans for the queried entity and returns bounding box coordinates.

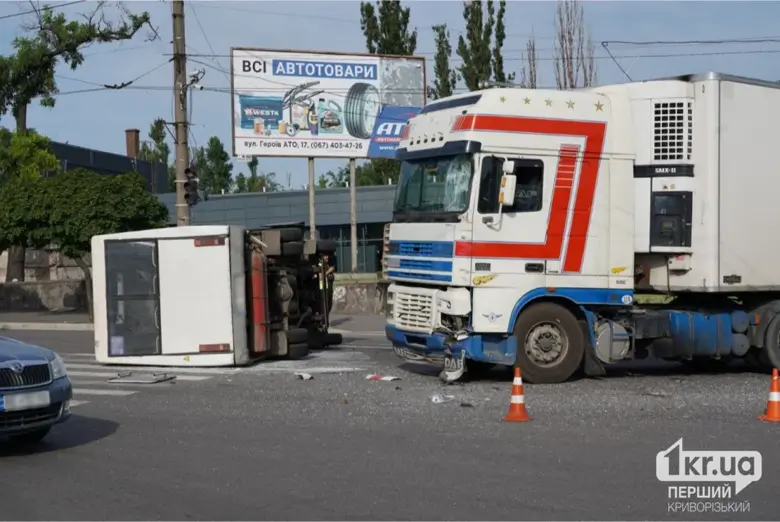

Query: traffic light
[184,166,199,206]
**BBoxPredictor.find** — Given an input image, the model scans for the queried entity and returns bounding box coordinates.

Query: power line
[192,2,554,41]
[187,2,228,81]
[0,0,85,21]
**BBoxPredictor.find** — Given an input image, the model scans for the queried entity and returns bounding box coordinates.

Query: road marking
[69,400,89,408]
[338,344,391,350]
[73,388,137,397]
[247,365,366,374]
[64,363,238,375]
[69,371,212,382]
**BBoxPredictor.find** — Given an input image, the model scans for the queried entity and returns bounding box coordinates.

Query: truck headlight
[50,353,68,380]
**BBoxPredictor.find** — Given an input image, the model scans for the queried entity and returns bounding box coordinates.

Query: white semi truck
[384,72,780,384]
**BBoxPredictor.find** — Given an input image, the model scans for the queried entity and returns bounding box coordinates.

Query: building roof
[156,185,396,228]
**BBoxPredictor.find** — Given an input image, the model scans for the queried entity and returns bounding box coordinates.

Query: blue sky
[2,0,780,189]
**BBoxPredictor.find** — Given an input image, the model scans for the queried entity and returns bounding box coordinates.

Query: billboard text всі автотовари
[230,48,426,159]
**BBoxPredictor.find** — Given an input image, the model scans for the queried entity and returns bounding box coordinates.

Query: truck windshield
[393,154,472,220]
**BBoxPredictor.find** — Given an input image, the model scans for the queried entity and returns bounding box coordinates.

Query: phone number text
[241,139,365,151]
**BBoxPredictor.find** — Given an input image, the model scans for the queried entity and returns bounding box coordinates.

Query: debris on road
[294,372,314,380]
[108,371,176,384]
[366,374,401,381]
[430,394,455,404]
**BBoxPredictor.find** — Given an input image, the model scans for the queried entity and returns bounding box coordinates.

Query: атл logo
[656,438,762,496]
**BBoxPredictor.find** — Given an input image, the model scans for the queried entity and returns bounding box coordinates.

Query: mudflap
[439,348,467,383]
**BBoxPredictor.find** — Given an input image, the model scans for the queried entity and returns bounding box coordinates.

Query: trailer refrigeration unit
[384,72,780,384]
[91,224,341,366]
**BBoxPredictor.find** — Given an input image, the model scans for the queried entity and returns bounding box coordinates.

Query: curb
[0,322,94,332]
[0,323,386,336]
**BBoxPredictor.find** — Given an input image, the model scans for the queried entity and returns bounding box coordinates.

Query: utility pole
[349,158,357,272]
[172,0,190,226]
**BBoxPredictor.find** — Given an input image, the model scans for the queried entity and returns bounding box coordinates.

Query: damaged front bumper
[385,325,468,381]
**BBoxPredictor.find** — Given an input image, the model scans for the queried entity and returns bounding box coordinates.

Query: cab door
[469,150,568,333]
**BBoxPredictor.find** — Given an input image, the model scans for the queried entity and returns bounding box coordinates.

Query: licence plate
[444,352,465,371]
[0,391,51,412]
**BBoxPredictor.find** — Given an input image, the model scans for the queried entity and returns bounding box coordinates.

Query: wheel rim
[524,321,569,368]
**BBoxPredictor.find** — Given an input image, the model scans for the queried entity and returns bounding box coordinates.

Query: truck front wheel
[512,302,585,384]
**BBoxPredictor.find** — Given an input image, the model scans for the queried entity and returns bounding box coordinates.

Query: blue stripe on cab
[387,270,452,282]
[388,241,454,258]
[398,259,453,271]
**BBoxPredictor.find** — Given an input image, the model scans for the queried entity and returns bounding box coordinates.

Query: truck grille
[0,363,52,390]
[395,292,434,331]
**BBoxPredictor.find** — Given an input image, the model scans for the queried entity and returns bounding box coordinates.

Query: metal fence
[319,223,384,274]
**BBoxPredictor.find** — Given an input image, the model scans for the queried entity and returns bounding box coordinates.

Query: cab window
[477,157,544,214]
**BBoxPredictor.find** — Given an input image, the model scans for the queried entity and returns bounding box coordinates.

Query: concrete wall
[0,279,387,316]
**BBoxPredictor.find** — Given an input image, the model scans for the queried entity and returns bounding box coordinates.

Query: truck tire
[512,302,585,384]
[276,227,304,243]
[288,342,310,360]
[286,328,308,345]
[762,314,780,370]
[324,332,342,346]
[317,239,337,253]
[282,241,304,257]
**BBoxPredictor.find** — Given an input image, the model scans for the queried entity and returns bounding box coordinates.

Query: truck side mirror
[499,174,517,207]
[502,160,515,174]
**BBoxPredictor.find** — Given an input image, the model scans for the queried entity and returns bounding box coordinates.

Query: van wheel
[513,302,585,384]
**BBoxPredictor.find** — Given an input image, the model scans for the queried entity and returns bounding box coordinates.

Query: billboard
[230,48,426,159]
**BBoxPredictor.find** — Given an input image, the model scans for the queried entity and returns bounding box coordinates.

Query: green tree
[359,0,417,186]
[553,0,596,89]
[0,128,59,183]
[199,136,232,194]
[243,156,281,192]
[0,1,153,281]
[46,169,168,318]
[456,0,515,91]
[316,174,330,189]
[0,176,52,258]
[430,24,458,100]
[233,173,248,193]
[0,2,152,132]
[359,0,417,55]
[138,118,172,191]
[0,128,59,279]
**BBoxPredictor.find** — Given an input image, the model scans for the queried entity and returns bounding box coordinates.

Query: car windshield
[393,154,473,215]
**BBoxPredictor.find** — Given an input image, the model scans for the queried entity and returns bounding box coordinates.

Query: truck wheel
[288,342,310,360]
[286,328,308,345]
[9,427,51,445]
[282,241,304,257]
[276,227,304,243]
[317,239,337,253]
[762,314,780,370]
[512,302,585,384]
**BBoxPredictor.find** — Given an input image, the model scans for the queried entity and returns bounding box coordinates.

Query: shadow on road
[0,414,119,457]
[398,358,769,385]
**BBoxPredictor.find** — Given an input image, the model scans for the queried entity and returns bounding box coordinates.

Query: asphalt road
[1,329,778,521]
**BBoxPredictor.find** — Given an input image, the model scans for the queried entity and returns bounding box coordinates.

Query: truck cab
[385,73,780,383]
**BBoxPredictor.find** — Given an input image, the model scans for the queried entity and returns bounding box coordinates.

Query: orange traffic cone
[504,367,531,422]
[759,368,780,422]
